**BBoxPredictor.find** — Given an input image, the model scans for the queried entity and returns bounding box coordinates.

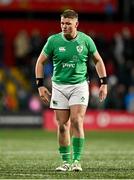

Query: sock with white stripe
[59,145,71,163]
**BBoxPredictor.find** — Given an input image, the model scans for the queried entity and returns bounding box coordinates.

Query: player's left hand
[99,84,107,102]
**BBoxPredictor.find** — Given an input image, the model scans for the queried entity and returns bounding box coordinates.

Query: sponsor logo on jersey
[59,47,66,52]
[62,63,75,68]
[76,45,83,53]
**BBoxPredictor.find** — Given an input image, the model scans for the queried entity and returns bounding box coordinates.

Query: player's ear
[75,21,79,28]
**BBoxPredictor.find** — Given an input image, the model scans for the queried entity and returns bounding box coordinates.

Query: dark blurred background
[0,0,134,129]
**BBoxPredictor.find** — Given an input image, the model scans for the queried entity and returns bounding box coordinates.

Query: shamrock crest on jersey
[76,45,83,53]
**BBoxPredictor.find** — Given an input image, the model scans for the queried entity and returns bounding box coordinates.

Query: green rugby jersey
[42,31,97,84]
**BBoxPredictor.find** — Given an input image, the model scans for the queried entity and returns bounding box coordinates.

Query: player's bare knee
[58,123,69,134]
[71,118,82,130]
[71,115,84,130]
[71,114,84,123]
[72,121,80,132]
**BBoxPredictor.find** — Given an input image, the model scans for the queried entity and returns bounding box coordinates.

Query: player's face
[61,17,78,37]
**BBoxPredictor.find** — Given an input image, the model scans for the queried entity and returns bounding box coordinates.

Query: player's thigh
[70,104,87,122]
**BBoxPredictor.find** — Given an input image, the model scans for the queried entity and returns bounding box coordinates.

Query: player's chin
[62,31,69,35]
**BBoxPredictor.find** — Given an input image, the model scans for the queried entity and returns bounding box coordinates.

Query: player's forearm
[35,59,44,78]
[95,59,107,78]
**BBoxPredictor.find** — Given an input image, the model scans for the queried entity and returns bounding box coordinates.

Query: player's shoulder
[47,33,62,41]
[78,31,93,41]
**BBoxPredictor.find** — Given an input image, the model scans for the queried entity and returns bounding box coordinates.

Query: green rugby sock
[72,137,84,161]
[59,145,71,163]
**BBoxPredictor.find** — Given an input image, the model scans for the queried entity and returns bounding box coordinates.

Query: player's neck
[64,31,78,40]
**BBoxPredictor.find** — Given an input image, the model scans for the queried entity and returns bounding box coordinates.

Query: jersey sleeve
[86,36,97,55]
[41,36,53,56]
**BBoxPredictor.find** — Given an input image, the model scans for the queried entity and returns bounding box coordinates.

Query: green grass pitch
[0,129,134,179]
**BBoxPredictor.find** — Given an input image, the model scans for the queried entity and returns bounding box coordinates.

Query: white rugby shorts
[50,81,89,109]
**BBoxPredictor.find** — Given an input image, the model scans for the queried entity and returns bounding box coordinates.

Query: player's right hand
[38,86,51,103]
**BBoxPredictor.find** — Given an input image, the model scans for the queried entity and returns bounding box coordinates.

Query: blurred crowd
[0,26,134,114]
